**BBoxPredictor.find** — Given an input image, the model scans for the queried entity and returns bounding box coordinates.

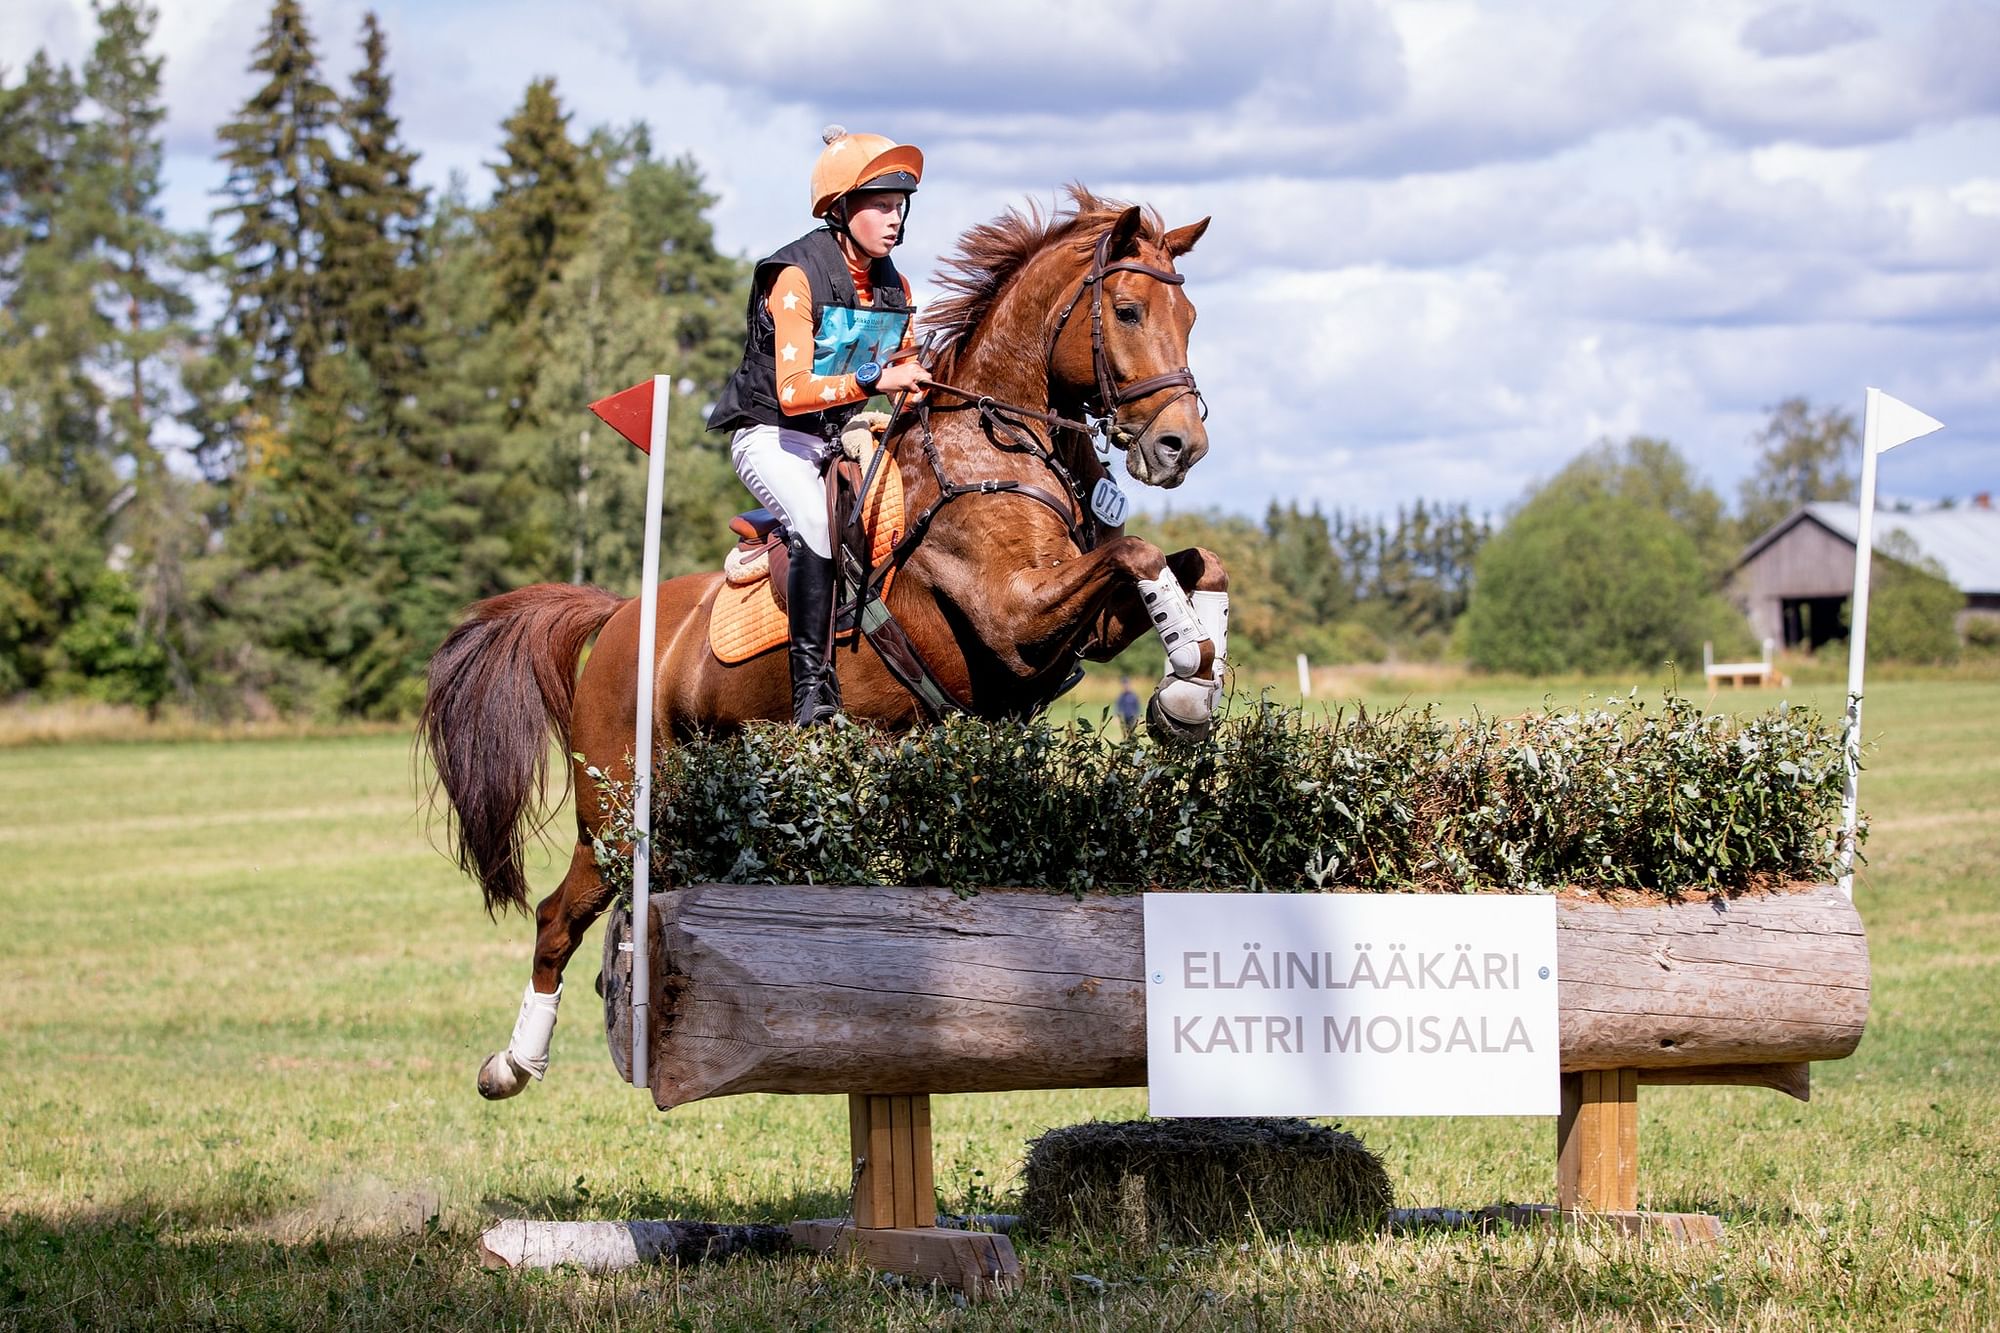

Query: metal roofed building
[1731,498,2000,650]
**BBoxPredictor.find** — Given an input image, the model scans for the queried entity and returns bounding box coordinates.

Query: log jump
[602,883,1867,1106]
[589,882,1867,1276]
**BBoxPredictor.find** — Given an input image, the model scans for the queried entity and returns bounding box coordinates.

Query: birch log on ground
[600,885,1868,1112]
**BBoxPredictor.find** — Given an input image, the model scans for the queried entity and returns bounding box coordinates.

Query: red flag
[589,379,659,453]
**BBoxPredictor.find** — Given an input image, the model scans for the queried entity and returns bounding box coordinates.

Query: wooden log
[601,885,1867,1111]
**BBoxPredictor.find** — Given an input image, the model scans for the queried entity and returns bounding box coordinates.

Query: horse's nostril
[1155,433,1184,458]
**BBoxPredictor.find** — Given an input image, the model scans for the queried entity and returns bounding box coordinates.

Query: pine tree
[484,77,599,423]
[80,0,193,466]
[1263,501,1351,625]
[609,126,743,403]
[323,10,425,417]
[510,126,744,589]
[0,53,122,697]
[78,1,205,706]
[213,0,339,416]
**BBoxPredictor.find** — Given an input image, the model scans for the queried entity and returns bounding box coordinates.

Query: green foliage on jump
[589,694,1849,898]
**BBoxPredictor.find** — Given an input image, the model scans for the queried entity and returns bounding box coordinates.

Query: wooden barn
[1732,498,2000,651]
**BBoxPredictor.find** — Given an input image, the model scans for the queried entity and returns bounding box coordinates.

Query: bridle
[1045,226,1205,446]
[865,225,1205,572]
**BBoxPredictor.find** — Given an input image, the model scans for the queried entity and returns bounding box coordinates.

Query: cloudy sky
[11,0,1998,522]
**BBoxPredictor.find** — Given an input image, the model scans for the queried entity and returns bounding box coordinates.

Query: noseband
[1047,227,1205,444]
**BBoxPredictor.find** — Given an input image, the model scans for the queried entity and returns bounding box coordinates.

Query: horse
[421,187,1230,1100]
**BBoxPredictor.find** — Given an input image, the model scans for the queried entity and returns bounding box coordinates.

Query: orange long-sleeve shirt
[766,255,915,414]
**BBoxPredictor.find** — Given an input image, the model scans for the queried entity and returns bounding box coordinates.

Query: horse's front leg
[990,536,1229,737]
[1077,543,1230,738]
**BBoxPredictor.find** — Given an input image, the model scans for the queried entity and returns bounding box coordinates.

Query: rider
[708,126,932,725]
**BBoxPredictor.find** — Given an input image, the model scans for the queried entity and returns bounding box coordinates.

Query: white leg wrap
[1138,571,1207,678]
[505,983,562,1080]
[1190,590,1229,678]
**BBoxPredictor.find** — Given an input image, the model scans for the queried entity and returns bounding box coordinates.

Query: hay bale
[1020,1118,1392,1243]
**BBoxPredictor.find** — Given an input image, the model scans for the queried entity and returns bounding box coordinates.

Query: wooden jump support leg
[790,1094,1022,1300]
[1548,1069,1724,1241]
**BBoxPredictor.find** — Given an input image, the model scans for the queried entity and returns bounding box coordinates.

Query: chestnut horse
[422,188,1229,1099]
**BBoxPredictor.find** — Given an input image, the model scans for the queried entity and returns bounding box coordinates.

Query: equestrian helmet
[810,125,923,219]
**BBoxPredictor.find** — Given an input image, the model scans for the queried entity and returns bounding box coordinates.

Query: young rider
[708,126,932,725]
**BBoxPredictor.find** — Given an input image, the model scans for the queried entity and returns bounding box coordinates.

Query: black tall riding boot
[786,534,841,725]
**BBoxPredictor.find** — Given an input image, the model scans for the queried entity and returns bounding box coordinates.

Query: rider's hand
[876,362,931,395]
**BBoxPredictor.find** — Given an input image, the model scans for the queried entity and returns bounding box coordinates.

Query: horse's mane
[921,185,1165,376]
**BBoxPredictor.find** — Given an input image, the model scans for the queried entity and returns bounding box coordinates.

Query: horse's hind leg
[476,839,614,1100]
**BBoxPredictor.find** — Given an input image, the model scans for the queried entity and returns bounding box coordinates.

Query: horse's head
[1049,205,1212,489]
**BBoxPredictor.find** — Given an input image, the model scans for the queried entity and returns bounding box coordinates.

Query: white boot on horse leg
[478,982,562,1100]
[1140,576,1228,741]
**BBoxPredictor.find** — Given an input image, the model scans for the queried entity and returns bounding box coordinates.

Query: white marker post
[1296,652,1311,699]
[1839,388,1943,899]
[630,376,670,1088]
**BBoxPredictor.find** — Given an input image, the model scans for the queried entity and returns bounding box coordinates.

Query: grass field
[2,675,1996,1329]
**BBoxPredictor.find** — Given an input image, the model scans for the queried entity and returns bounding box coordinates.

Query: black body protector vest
[707,226,913,440]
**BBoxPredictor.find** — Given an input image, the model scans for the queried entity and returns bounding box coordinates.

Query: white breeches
[730,423,833,558]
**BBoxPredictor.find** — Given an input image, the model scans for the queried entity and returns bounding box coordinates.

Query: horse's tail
[420,583,626,918]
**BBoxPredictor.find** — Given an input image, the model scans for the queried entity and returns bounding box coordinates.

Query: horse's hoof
[477,1051,531,1100]
[1147,679,1217,744]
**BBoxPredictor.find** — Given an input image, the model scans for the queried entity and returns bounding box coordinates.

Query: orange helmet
[810,125,924,219]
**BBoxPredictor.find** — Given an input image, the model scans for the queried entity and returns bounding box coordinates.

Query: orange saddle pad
[709,446,906,664]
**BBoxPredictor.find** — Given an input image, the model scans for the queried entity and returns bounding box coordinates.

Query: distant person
[1115,675,1141,739]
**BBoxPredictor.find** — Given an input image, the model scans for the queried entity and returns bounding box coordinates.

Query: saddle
[708,419,906,665]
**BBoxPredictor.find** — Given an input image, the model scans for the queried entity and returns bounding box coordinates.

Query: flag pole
[1838,387,1943,899]
[1837,391,1882,899]
[630,376,670,1090]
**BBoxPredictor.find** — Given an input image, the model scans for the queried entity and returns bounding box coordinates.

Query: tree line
[3,0,744,718]
[2,3,1959,722]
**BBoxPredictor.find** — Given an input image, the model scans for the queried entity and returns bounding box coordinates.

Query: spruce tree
[483,77,599,423]
[0,53,121,696]
[324,10,425,416]
[81,0,193,464]
[213,0,338,416]
[79,0,201,706]
[1264,502,1351,625]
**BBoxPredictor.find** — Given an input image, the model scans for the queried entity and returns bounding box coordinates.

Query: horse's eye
[1115,304,1142,326]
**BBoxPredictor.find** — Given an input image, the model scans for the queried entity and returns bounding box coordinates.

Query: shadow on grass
[0,1203,834,1333]
[3,1198,1797,1332]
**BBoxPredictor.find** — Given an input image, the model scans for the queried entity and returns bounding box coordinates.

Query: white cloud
[12,0,1999,514]
[1739,5,1876,58]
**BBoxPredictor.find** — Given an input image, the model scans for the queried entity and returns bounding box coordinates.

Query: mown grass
[2,676,1996,1329]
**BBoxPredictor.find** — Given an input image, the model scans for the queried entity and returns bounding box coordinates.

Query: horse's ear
[1164,217,1210,258]
[1107,205,1145,259]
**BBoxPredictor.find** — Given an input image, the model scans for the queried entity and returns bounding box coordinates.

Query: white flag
[1868,388,1943,454]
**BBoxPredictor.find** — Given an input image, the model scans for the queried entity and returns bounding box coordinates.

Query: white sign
[1143,894,1559,1117]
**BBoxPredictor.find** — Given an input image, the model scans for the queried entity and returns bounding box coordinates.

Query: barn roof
[1739,502,2000,593]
